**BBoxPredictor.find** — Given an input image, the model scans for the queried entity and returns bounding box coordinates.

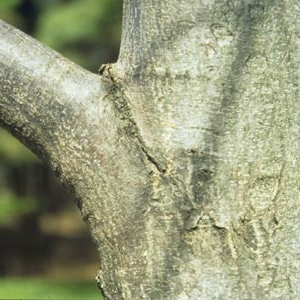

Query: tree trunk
[1,1,300,299]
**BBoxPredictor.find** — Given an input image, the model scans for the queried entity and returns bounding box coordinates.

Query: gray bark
[1,1,300,299]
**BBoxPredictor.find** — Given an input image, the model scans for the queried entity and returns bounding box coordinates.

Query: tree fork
[1,1,300,299]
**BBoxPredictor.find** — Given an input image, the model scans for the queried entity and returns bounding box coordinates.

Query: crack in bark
[100,63,167,173]
[271,161,286,204]
[140,144,166,173]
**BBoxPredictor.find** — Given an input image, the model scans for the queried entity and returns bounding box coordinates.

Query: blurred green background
[0,0,122,299]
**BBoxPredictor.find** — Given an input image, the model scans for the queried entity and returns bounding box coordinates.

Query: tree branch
[0,20,116,191]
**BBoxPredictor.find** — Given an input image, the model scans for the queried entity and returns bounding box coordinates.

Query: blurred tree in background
[0,0,122,70]
[0,0,122,281]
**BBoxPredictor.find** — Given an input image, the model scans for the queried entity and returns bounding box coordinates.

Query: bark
[1,1,300,299]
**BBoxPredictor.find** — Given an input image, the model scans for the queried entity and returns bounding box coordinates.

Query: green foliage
[0,189,39,225]
[0,0,20,9]
[0,129,37,164]
[0,0,122,70]
[0,129,38,223]
[35,0,122,70]
[36,0,101,45]
[0,129,39,223]
[0,278,102,299]
[0,0,22,25]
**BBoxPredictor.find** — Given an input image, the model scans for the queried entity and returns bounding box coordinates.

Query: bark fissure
[99,63,167,173]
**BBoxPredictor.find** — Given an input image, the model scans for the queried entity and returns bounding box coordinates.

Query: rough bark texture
[1,1,300,299]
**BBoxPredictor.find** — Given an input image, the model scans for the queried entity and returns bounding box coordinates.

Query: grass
[0,278,103,300]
